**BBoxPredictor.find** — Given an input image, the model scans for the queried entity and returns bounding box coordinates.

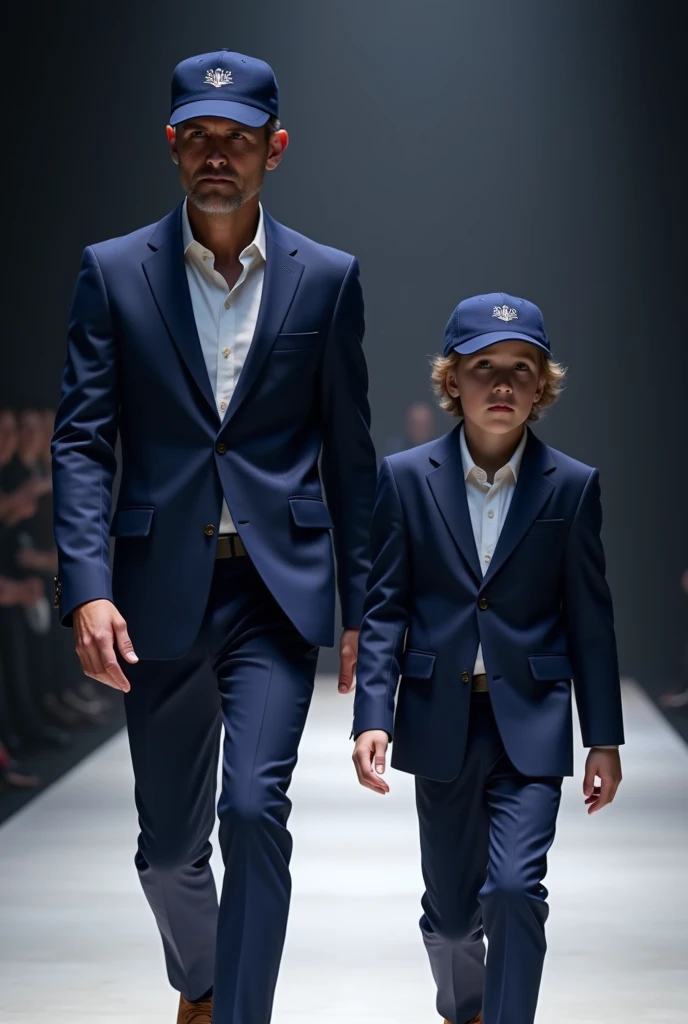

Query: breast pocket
[273,331,323,352]
[523,518,565,540]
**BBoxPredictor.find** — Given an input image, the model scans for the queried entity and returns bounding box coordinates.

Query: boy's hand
[583,748,622,814]
[352,730,390,795]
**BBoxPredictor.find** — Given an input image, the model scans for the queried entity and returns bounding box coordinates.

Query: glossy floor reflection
[0,679,686,1023]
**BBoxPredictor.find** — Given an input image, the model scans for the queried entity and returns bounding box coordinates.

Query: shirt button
[220,400,227,411]
[224,299,231,309]
[478,597,489,611]
[204,524,216,537]
[202,253,211,261]
[222,348,231,358]
[484,554,491,562]
[487,510,495,518]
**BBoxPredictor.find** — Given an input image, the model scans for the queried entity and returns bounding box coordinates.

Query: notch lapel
[220,215,304,430]
[142,206,218,418]
[427,429,483,585]
[480,430,556,588]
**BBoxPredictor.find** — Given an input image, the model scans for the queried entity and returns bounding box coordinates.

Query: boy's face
[447,340,545,433]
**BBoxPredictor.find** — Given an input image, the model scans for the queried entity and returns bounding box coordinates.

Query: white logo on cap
[492,304,518,322]
[204,68,234,88]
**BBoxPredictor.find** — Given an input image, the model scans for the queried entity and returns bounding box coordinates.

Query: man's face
[406,403,434,444]
[448,341,545,433]
[167,116,285,214]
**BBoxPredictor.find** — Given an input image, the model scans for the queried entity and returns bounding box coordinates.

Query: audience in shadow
[0,407,113,798]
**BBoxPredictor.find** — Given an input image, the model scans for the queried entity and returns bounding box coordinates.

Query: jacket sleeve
[352,458,411,739]
[562,469,625,747]
[51,247,119,626]
[319,256,377,628]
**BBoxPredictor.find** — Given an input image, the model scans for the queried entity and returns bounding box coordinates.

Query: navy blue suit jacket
[353,425,625,779]
[51,204,377,659]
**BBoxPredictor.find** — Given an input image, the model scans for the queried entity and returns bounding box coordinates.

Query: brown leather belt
[216,534,248,559]
[472,673,489,693]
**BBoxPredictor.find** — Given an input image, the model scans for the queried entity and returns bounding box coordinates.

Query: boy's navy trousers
[416,692,563,1024]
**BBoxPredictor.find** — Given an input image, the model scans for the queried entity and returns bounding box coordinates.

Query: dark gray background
[5,1,686,686]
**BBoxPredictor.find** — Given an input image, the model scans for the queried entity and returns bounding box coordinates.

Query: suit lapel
[427,428,483,585]
[480,429,556,588]
[220,213,304,429]
[142,205,218,418]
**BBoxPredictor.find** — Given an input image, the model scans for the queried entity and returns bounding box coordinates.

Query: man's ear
[166,124,179,165]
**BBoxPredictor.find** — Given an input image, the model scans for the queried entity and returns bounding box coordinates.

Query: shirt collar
[459,422,528,483]
[181,198,267,263]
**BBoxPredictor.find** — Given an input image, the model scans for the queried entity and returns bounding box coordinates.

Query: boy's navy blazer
[353,424,625,780]
[51,203,377,659]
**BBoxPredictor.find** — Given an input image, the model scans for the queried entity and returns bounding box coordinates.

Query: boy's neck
[462,418,527,483]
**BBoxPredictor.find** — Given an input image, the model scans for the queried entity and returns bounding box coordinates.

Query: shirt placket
[481,475,499,572]
[217,291,234,415]
[211,252,252,417]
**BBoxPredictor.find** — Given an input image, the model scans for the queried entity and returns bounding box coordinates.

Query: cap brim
[169,99,270,128]
[448,331,551,358]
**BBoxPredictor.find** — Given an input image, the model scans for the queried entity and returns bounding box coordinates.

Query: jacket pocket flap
[528,654,573,681]
[110,507,155,537]
[288,497,334,529]
[401,649,436,679]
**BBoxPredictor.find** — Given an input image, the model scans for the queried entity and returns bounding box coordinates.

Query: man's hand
[353,729,390,795]
[73,599,139,693]
[583,748,622,814]
[338,628,359,694]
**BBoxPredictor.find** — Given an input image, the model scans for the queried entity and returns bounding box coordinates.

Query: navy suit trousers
[122,555,318,1024]
[416,694,562,1024]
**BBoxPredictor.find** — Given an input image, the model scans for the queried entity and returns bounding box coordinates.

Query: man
[385,400,437,456]
[52,50,376,1024]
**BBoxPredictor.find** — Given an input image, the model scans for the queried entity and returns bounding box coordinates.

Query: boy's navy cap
[443,292,552,358]
[169,50,279,128]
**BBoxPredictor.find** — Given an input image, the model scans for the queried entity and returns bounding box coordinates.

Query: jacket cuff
[57,567,113,627]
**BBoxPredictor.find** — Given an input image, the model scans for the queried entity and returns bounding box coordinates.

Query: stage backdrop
[5,0,686,683]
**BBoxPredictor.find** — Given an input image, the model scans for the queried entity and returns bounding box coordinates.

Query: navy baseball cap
[169,50,279,128]
[443,292,552,358]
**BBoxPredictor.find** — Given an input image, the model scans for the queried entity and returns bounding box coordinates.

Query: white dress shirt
[460,423,527,677]
[459,423,616,749]
[181,199,266,534]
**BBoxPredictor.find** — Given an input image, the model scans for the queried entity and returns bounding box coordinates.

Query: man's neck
[462,418,526,483]
[186,196,261,263]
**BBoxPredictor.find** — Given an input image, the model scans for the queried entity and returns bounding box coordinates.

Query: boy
[351,293,624,1024]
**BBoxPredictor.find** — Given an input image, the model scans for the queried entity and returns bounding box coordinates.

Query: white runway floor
[1,679,687,1023]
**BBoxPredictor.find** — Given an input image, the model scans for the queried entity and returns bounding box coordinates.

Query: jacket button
[216,442,227,454]
[461,670,470,683]
[478,597,489,610]
[204,524,216,537]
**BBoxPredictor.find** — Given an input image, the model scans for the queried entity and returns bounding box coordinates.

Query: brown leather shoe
[444,1016,482,1024]
[177,993,212,1023]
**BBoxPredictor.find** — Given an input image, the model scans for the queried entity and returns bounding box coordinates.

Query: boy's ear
[446,372,460,398]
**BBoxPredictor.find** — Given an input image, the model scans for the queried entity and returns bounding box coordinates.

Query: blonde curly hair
[430,349,567,423]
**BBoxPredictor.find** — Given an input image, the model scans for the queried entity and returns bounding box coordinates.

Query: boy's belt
[472,673,489,692]
[216,535,248,559]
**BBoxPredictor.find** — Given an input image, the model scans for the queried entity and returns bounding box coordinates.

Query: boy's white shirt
[458,422,617,750]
